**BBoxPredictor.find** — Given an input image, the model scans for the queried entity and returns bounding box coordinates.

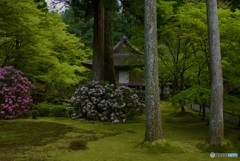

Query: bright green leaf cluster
[0,0,91,102]
[169,86,210,106]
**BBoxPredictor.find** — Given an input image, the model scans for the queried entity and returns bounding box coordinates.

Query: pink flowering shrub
[70,81,145,123]
[0,66,33,119]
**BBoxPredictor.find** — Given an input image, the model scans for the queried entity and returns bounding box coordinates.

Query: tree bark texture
[92,0,104,81]
[206,0,224,144]
[144,0,163,142]
[104,1,116,85]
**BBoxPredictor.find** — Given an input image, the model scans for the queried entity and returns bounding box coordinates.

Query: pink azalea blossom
[0,66,33,119]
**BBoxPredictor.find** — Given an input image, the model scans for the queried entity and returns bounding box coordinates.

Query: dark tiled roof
[82,37,144,70]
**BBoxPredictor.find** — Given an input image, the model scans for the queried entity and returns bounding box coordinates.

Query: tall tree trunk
[92,0,104,81]
[104,0,116,85]
[144,0,163,142]
[206,0,224,144]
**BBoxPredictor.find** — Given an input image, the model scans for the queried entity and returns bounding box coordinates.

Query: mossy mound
[140,139,185,154]
[196,140,239,153]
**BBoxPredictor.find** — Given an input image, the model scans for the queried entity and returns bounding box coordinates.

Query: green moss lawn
[0,102,239,161]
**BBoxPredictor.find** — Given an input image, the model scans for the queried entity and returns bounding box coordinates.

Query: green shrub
[45,96,55,103]
[19,111,31,119]
[66,107,74,117]
[45,96,66,105]
[37,106,50,117]
[52,99,63,105]
[31,109,39,119]
[49,106,67,117]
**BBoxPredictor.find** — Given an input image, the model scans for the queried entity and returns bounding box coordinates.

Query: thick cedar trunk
[104,1,116,85]
[144,0,163,142]
[92,0,104,81]
[206,0,224,144]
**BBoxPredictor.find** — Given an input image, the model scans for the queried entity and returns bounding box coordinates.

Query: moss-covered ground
[0,102,239,161]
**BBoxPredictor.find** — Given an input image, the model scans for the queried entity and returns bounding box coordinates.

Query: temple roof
[82,36,144,70]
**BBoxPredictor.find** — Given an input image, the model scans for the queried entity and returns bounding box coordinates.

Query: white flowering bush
[70,81,145,123]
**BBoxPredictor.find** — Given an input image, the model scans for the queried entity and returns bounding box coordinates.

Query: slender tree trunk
[173,75,178,95]
[180,72,185,112]
[104,0,116,85]
[160,83,164,99]
[144,0,163,142]
[14,39,19,68]
[199,105,202,115]
[206,0,224,144]
[92,0,104,81]
[181,105,185,112]
[202,106,206,121]
[201,102,206,121]
[197,66,201,85]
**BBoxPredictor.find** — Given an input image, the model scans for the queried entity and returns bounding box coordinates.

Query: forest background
[1,0,240,117]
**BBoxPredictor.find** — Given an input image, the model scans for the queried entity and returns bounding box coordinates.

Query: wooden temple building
[82,37,144,88]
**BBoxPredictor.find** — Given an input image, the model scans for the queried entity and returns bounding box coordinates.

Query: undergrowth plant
[70,81,145,123]
[0,66,33,119]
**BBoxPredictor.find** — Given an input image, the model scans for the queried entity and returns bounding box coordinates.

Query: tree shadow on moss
[0,121,74,152]
[69,140,89,150]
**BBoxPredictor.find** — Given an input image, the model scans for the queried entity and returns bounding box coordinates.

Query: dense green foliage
[61,6,137,48]
[36,102,70,117]
[61,8,94,48]
[61,0,240,117]
[169,85,210,106]
[37,103,51,116]
[0,0,239,120]
[0,0,90,103]
[49,105,67,117]
[119,1,240,115]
